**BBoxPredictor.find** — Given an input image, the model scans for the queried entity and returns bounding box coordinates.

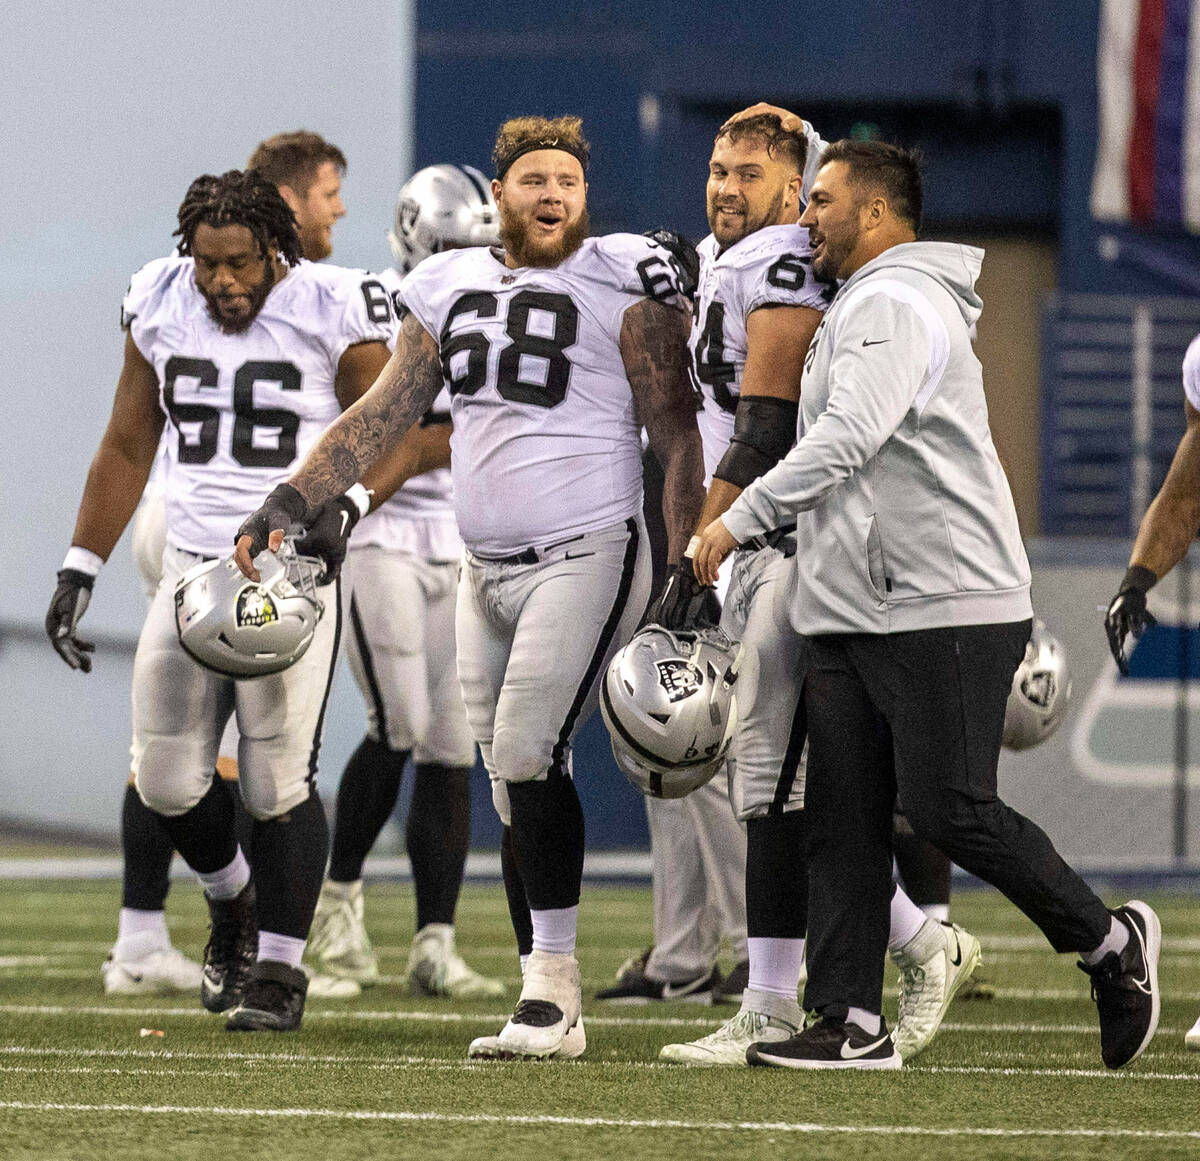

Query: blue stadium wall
[414,0,1200,297]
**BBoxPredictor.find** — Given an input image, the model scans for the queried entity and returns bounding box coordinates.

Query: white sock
[196,848,250,901]
[922,903,950,924]
[887,883,928,950]
[1081,914,1130,965]
[746,937,805,999]
[847,1007,881,1035]
[115,908,169,952]
[260,931,306,969]
[326,878,362,902]
[530,905,578,955]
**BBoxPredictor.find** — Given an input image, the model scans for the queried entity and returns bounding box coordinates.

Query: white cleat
[469,1015,587,1060]
[406,923,505,999]
[102,942,203,996]
[891,919,981,1061]
[303,967,362,999]
[467,950,581,1060]
[659,1007,798,1066]
[306,879,379,986]
[1186,1014,1200,1052]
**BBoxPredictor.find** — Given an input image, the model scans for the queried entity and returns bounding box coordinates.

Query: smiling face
[799,159,869,282]
[492,150,589,268]
[280,159,345,261]
[191,223,279,332]
[706,132,801,249]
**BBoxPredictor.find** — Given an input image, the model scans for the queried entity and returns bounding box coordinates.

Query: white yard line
[0,1101,1197,1139]
[0,1045,1196,1082]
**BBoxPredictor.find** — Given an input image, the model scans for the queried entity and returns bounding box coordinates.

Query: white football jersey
[1183,332,1200,410]
[123,256,394,557]
[400,234,687,554]
[690,225,834,484]
[352,265,461,560]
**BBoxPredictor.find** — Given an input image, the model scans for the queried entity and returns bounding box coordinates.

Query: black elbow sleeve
[713,395,799,489]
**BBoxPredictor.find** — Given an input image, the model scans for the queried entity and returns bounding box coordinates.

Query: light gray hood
[839,240,984,329]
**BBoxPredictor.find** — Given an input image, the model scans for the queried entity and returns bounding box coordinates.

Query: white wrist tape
[684,535,702,560]
[62,546,104,577]
[345,483,372,519]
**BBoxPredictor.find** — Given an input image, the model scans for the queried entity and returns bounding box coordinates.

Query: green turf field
[0,879,1198,1160]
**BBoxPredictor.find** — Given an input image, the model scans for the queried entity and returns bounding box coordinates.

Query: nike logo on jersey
[339,509,352,536]
[840,1033,892,1060]
[861,338,891,347]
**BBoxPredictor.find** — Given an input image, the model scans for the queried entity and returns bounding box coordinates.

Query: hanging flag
[1091,0,1200,231]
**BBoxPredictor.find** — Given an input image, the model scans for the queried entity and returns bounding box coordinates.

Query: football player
[1105,328,1200,1052]
[651,109,981,1066]
[46,170,440,1031]
[306,164,504,1000]
[234,115,706,1059]
[99,133,352,998]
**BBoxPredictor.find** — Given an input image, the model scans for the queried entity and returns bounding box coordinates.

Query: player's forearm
[1130,487,1200,582]
[69,440,154,561]
[657,429,706,562]
[359,422,452,512]
[291,350,441,508]
[693,478,744,537]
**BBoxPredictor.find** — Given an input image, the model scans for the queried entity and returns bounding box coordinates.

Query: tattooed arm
[620,298,705,564]
[233,312,444,577]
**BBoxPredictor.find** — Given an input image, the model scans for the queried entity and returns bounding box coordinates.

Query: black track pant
[802,619,1112,1018]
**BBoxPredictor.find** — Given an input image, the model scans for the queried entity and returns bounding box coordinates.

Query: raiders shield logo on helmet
[236,586,278,628]
[656,659,702,704]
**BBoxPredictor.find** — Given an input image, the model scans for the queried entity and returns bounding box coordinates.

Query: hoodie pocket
[866,516,888,600]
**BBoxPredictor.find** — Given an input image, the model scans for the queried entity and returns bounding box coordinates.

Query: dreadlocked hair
[174,170,303,266]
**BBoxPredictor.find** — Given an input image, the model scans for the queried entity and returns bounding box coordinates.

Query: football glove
[1104,565,1157,675]
[235,483,309,562]
[46,569,96,672]
[644,556,721,631]
[293,494,362,584]
[644,228,700,300]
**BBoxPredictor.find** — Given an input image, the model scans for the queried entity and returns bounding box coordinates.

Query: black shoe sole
[225,1007,302,1032]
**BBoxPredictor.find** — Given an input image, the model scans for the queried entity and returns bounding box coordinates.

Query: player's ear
[491,178,503,205]
[277,184,302,213]
[785,174,803,217]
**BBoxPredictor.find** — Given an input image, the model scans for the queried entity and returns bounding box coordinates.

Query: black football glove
[644,556,721,631]
[46,569,96,672]
[1104,564,1158,675]
[644,228,700,300]
[234,482,309,563]
[293,494,362,584]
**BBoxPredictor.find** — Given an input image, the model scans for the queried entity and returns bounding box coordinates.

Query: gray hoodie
[722,240,1032,635]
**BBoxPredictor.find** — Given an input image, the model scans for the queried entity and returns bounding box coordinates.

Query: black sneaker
[1079,900,1161,1069]
[226,960,308,1032]
[713,958,749,1005]
[201,882,257,1013]
[594,962,718,1004]
[747,1016,902,1069]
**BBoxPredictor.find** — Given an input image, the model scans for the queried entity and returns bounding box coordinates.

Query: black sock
[408,763,470,930]
[217,776,255,861]
[507,774,584,912]
[121,783,174,910]
[328,736,410,883]
[893,820,952,909]
[156,775,237,875]
[746,811,809,938]
[250,790,330,940]
[501,825,534,957]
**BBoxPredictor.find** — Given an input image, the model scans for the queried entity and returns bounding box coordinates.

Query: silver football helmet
[1003,619,1073,750]
[388,164,501,273]
[600,626,742,799]
[174,541,325,679]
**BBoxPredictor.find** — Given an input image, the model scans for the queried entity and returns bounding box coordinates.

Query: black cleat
[201,882,257,1013]
[595,962,718,1004]
[226,959,308,1032]
[1079,900,1161,1069]
[747,1016,902,1070]
[713,958,749,1005]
